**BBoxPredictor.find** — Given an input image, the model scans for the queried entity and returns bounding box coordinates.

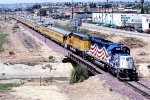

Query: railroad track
[67,51,104,75]
[126,81,150,99]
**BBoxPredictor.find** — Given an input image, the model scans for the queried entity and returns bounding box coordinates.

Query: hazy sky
[0,0,149,4]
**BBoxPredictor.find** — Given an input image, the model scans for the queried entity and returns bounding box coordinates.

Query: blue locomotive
[86,37,138,80]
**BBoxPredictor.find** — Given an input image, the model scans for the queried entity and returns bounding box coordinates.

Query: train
[15,16,138,80]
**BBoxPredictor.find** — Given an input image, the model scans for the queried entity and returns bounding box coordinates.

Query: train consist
[15,16,138,80]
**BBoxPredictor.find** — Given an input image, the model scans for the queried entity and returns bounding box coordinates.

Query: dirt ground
[0,90,18,100]
[0,19,64,64]
[0,76,129,100]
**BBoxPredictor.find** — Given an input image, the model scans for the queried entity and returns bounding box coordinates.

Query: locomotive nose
[119,55,134,69]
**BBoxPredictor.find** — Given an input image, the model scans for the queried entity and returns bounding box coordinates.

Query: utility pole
[104,3,106,13]
[140,0,144,14]
[16,3,18,17]
[112,3,113,25]
[20,3,23,16]
[40,8,41,21]
[75,19,76,32]
[107,0,108,12]
[72,0,74,19]
[4,10,6,21]
[102,4,104,24]
[26,4,29,18]
[99,6,100,23]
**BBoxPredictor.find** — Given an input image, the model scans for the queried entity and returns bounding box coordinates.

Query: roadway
[32,16,150,38]
[81,23,150,38]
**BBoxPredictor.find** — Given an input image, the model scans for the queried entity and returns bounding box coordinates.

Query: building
[92,13,144,29]
[142,15,150,31]
[41,5,50,9]
[74,12,92,20]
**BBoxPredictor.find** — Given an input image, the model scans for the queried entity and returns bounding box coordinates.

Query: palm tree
[141,0,144,14]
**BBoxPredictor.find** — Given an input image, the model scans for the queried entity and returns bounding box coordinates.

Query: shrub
[0,83,19,90]
[53,21,59,27]
[62,58,70,63]
[12,24,19,31]
[14,24,19,29]
[79,28,90,34]
[49,56,53,59]
[53,21,70,31]
[147,65,150,69]
[108,33,116,38]
[70,65,89,84]
[91,22,97,24]
[0,33,7,52]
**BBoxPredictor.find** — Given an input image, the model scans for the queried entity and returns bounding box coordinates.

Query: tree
[46,8,53,13]
[32,4,41,9]
[26,4,41,13]
[125,3,134,8]
[144,5,150,14]
[134,3,141,9]
[38,8,47,16]
[84,7,88,12]
[89,2,97,8]
[14,8,22,11]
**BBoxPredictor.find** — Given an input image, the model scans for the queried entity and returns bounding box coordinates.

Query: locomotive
[15,16,138,80]
[85,37,137,80]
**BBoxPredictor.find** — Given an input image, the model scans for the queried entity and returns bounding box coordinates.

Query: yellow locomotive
[17,17,91,56]
[66,33,91,56]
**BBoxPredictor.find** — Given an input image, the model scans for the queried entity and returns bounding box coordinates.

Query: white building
[41,5,50,9]
[92,13,143,29]
[142,15,150,31]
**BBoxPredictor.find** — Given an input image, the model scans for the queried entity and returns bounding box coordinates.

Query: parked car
[124,28,135,31]
[144,29,150,34]
[115,26,124,29]
[135,28,143,33]
[124,26,135,31]
[96,23,101,26]
[103,24,111,27]
[110,25,116,28]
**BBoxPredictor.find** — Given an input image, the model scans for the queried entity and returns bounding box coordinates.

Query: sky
[0,0,149,4]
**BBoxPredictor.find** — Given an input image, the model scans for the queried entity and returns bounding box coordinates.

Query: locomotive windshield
[112,47,130,55]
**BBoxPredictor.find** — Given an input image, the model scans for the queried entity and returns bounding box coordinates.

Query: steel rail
[126,81,150,99]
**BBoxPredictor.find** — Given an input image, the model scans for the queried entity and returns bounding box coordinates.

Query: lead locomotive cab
[110,47,137,80]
